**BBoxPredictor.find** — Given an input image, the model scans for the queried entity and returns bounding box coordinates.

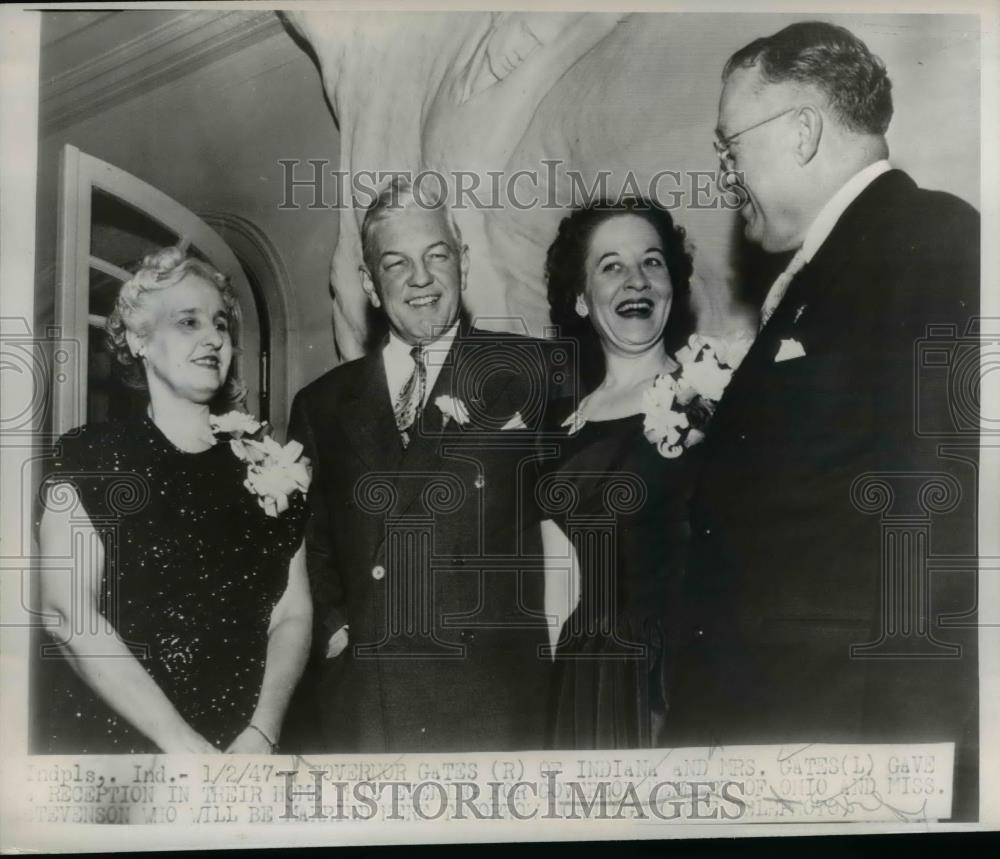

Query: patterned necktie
[393,344,426,449]
[759,249,807,331]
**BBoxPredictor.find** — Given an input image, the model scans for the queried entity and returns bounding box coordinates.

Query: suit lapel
[337,348,404,474]
[773,169,914,333]
[706,170,913,443]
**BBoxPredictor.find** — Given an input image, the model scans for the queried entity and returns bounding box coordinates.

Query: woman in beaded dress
[37,248,311,754]
[539,199,706,749]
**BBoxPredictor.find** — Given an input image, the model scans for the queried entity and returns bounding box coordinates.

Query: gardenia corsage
[209,411,310,517]
[641,333,751,459]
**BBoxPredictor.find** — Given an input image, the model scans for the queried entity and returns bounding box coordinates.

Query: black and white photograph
[0,0,997,850]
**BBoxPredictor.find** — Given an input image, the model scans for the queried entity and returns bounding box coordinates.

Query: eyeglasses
[713,106,802,169]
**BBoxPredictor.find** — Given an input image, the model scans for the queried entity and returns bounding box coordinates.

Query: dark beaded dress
[37,415,307,753]
[541,398,701,749]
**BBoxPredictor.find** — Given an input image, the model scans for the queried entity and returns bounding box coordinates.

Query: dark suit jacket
[665,170,979,816]
[286,326,551,752]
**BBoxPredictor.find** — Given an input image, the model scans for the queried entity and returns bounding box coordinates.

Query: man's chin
[744,218,793,254]
[742,219,765,249]
[399,312,458,344]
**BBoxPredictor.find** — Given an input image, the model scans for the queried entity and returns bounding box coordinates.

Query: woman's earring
[575,295,589,318]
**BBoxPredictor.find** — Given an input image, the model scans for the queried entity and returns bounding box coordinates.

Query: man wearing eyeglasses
[666,21,979,819]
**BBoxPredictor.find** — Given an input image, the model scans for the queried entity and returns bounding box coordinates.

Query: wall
[495,12,980,336]
[35,11,981,397]
[35,14,341,400]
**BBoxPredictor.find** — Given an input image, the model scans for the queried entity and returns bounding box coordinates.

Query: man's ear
[459,244,470,292]
[795,105,823,165]
[125,330,145,359]
[360,265,381,309]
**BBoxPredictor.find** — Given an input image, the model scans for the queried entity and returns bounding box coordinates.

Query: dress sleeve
[37,425,109,529]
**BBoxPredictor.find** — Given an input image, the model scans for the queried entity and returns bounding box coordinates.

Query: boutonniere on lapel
[793,303,807,324]
[435,395,471,428]
[775,337,807,363]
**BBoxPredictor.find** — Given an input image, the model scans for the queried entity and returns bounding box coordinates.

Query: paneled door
[54,144,266,433]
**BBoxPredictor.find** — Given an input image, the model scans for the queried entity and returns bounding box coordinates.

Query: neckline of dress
[561,407,643,434]
[142,414,220,457]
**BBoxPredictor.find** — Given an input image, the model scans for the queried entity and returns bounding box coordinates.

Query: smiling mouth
[191,355,221,370]
[406,294,441,309]
[615,298,655,319]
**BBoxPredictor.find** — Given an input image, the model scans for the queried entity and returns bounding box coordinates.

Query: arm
[287,391,348,659]
[39,485,218,753]
[541,518,580,656]
[227,541,312,753]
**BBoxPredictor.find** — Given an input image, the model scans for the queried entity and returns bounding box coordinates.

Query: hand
[485,15,543,81]
[226,726,275,754]
[159,726,220,754]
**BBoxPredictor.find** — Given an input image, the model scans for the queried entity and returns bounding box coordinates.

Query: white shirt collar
[383,321,459,405]
[799,159,892,262]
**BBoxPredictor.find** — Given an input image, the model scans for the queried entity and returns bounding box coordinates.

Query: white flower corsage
[210,411,310,517]
[641,375,690,458]
[676,331,753,374]
[435,395,471,428]
[640,333,745,459]
[208,410,262,437]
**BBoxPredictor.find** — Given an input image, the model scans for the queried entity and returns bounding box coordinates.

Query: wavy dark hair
[106,246,246,412]
[545,198,695,393]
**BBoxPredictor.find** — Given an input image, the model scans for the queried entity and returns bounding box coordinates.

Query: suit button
[738,432,747,441]
[703,528,712,537]
[694,626,705,638]
[371,564,386,581]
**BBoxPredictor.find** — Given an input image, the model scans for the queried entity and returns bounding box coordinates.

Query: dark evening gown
[542,398,701,749]
[36,415,307,753]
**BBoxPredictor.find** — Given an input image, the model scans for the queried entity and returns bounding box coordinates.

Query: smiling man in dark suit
[665,22,979,817]
[286,177,551,753]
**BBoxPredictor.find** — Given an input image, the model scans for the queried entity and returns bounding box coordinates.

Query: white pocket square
[775,338,806,362]
[326,624,349,659]
[501,411,527,430]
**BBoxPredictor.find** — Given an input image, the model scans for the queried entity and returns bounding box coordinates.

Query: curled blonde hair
[105,246,246,410]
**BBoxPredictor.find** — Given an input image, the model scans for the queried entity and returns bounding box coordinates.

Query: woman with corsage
[38,247,311,754]
[540,199,749,749]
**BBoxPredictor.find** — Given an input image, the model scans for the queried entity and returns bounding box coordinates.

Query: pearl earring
[575,296,589,318]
